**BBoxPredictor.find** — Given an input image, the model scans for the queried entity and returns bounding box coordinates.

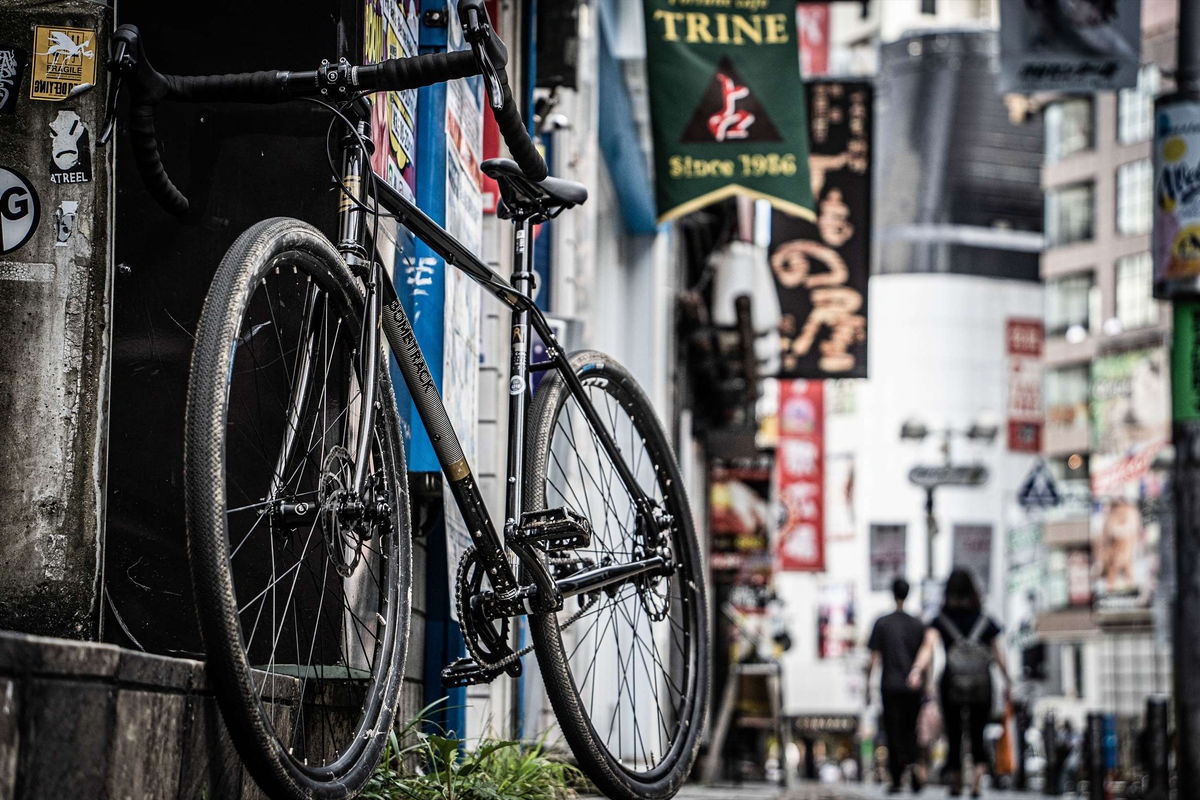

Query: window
[1116,252,1157,329]
[921,0,937,13]
[1116,160,1152,236]
[1046,273,1095,337]
[1045,98,1094,163]
[1046,182,1095,246]
[1118,65,1161,144]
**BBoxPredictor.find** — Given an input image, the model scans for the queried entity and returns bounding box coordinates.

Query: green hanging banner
[642,0,815,224]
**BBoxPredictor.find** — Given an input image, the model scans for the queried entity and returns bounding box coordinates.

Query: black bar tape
[491,68,547,182]
[130,100,189,216]
[163,70,298,102]
[371,49,478,91]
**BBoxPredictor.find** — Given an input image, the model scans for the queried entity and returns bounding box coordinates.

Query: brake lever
[98,37,134,146]
[463,8,504,112]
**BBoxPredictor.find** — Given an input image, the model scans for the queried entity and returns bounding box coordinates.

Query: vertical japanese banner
[641,0,814,223]
[1007,318,1044,452]
[776,379,825,571]
[796,4,829,78]
[771,81,872,378]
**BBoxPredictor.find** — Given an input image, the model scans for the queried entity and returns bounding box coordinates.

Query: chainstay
[457,547,593,673]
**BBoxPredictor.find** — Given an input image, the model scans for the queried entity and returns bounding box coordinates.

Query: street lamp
[900,415,999,594]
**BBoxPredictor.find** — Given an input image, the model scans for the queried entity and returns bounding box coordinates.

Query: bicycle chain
[456,547,592,674]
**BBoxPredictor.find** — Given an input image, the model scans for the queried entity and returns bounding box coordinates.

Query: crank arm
[556,556,668,600]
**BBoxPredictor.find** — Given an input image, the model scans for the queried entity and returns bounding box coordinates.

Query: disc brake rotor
[318,446,361,578]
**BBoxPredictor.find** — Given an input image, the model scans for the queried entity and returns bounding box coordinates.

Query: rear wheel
[185,218,410,800]
[524,351,710,800]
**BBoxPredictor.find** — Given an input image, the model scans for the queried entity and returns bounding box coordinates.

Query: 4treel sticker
[0,167,40,255]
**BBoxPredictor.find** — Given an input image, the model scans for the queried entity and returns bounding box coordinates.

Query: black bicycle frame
[336,129,664,617]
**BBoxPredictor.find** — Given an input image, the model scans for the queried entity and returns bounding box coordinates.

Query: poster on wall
[710,456,773,571]
[776,380,824,571]
[1090,348,1170,497]
[1154,97,1200,296]
[998,0,1141,93]
[817,582,856,659]
[770,81,872,379]
[868,523,906,592]
[1006,523,1044,650]
[363,0,419,201]
[951,523,993,594]
[825,452,855,541]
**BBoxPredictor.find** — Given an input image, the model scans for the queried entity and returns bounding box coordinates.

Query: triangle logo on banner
[681,57,782,144]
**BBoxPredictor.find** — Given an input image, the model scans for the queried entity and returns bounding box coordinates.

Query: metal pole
[1165,2,1200,791]
[1144,695,1170,800]
[925,487,937,581]
[1085,712,1105,800]
[1042,711,1059,796]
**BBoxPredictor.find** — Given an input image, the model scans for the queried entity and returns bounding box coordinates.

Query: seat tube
[503,218,537,532]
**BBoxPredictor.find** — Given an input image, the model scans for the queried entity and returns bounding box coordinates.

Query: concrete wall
[0,1,109,638]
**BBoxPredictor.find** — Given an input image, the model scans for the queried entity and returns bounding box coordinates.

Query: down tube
[378,279,520,595]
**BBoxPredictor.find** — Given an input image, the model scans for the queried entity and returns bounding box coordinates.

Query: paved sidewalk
[582,780,1062,800]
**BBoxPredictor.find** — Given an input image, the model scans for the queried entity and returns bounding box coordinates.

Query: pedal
[514,508,592,552]
[441,657,503,688]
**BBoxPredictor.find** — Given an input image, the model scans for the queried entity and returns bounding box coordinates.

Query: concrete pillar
[0,2,109,638]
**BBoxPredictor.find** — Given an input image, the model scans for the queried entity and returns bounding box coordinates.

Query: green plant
[361,707,584,800]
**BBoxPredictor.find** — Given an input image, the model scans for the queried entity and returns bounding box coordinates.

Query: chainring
[456,547,512,667]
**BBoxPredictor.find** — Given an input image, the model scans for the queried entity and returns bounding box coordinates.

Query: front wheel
[524,351,710,800]
[185,218,411,800]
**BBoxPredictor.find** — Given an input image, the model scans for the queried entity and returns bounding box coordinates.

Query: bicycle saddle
[483,158,588,219]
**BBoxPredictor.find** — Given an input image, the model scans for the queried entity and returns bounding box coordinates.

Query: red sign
[797,5,830,78]
[1006,318,1044,453]
[776,380,825,571]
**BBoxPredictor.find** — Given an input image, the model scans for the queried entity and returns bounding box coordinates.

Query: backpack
[939,613,993,705]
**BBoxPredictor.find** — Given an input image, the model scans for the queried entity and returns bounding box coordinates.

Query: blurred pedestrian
[908,568,1012,798]
[867,577,927,794]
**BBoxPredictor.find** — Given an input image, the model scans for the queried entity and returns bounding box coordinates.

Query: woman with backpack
[907,568,1012,798]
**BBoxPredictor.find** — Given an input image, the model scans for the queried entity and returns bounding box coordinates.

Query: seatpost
[502,217,537,535]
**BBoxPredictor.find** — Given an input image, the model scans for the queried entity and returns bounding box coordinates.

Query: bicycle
[98,4,710,799]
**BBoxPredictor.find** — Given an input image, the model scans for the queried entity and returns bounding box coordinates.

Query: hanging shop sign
[776,379,824,572]
[998,0,1141,93]
[1152,95,1200,298]
[770,81,871,379]
[1006,318,1044,453]
[642,0,814,223]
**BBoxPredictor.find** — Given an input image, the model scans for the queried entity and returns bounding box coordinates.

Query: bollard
[1145,695,1170,800]
[1086,712,1106,800]
[1043,711,1059,795]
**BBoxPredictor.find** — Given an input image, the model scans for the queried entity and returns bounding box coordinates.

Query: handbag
[994,702,1016,775]
[916,696,942,748]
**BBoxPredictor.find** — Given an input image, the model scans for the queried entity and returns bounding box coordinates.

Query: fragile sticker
[0,46,27,114]
[53,200,78,246]
[29,26,96,101]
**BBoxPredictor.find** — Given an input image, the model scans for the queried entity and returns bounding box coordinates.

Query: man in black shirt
[867,577,927,794]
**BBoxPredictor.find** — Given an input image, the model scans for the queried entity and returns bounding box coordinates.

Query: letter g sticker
[0,166,39,255]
